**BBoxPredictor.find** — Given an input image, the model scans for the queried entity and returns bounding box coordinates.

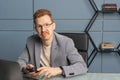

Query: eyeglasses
[36,22,53,29]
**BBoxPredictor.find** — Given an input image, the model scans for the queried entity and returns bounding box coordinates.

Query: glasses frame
[36,22,53,29]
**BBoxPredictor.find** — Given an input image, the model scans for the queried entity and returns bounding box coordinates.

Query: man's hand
[22,64,35,73]
[38,67,62,78]
[28,67,62,78]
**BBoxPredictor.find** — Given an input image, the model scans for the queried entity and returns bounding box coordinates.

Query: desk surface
[24,73,120,80]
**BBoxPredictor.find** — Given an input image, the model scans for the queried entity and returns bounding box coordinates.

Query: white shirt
[40,44,51,66]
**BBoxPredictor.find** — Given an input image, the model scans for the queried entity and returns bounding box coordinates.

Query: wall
[0,0,120,73]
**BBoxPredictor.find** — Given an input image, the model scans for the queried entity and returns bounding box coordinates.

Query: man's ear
[34,26,38,33]
[52,22,56,30]
[34,26,37,31]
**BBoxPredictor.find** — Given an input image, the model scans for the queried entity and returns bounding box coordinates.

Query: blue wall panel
[102,52,120,72]
[34,0,93,19]
[88,32,102,72]
[103,32,120,48]
[102,32,120,72]
[0,20,33,30]
[0,31,33,61]
[88,52,102,72]
[89,20,103,31]
[55,20,89,32]
[0,0,33,19]
[104,20,120,31]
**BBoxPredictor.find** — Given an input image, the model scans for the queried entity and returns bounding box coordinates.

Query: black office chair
[59,32,89,65]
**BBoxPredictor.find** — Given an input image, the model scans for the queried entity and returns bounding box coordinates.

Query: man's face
[35,15,55,41]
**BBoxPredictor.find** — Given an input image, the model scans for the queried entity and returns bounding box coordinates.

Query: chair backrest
[59,32,88,65]
[0,59,23,80]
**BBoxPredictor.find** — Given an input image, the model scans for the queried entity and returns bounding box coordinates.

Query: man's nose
[41,26,46,31]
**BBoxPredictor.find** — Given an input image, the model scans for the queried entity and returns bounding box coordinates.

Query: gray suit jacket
[17,32,87,77]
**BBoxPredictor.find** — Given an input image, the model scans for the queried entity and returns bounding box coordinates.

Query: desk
[24,73,120,80]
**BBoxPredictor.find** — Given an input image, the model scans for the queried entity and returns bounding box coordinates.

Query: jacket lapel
[33,33,58,67]
[34,39,42,68]
[51,34,58,67]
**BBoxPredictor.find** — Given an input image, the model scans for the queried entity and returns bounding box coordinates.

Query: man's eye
[45,24,49,26]
[38,25,42,28]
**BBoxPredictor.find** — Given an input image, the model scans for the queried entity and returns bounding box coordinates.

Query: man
[17,9,87,78]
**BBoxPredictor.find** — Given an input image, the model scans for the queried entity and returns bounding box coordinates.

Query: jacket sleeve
[17,36,33,70]
[62,39,88,77]
[17,45,29,70]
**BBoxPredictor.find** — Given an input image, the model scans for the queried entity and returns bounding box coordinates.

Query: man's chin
[42,37,49,41]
